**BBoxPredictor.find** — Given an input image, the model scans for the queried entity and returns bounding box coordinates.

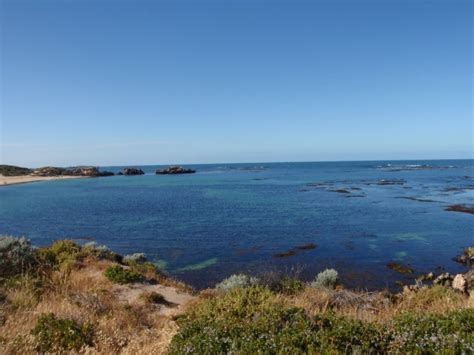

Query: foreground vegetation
[0,236,473,354]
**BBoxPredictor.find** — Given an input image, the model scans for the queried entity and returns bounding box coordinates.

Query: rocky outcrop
[122,168,145,175]
[454,247,474,265]
[67,167,114,177]
[156,166,196,175]
[31,166,114,177]
[31,167,67,176]
[452,274,467,293]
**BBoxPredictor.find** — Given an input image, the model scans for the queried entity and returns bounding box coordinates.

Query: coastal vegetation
[0,236,472,353]
[0,165,31,176]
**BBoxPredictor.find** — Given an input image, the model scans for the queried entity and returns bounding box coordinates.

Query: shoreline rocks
[156,166,196,175]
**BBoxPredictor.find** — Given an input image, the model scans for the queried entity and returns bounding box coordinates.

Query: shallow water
[1,160,473,290]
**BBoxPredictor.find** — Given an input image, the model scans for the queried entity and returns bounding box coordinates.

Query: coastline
[0,174,87,186]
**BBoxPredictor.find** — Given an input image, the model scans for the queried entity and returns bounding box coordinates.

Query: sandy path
[0,174,86,186]
[114,283,197,316]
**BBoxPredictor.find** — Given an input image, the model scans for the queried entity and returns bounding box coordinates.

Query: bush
[169,286,318,354]
[310,269,339,289]
[36,240,81,270]
[31,313,93,352]
[0,236,36,277]
[123,253,147,264]
[104,265,141,284]
[169,286,391,354]
[391,309,474,352]
[82,242,121,262]
[278,276,305,295]
[215,274,258,291]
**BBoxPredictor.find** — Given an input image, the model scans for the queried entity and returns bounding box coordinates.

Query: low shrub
[82,242,121,262]
[0,236,36,277]
[215,274,258,291]
[31,313,93,352]
[36,240,81,270]
[169,286,318,354]
[169,286,390,353]
[123,253,147,264]
[391,309,474,352]
[310,268,339,289]
[170,287,474,354]
[104,265,141,284]
[278,276,305,295]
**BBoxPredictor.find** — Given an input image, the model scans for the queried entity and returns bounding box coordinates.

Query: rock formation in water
[122,168,145,175]
[155,166,196,175]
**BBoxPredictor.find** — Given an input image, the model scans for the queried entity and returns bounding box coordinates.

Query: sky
[0,0,472,167]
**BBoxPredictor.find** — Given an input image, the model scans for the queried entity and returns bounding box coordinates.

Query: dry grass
[0,258,189,354]
[288,284,472,325]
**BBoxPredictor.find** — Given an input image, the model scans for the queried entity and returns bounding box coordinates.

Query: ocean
[1,159,473,290]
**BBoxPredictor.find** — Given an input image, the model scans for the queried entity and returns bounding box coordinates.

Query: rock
[66,167,114,177]
[31,166,67,176]
[464,269,474,291]
[454,247,474,265]
[117,172,123,175]
[418,272,434,282]
[452,274,467,293]
[445,204,474,215]
[386,262,415,275]
[433,272,453,287]
[155,166,196,175]
[122,168,145,175]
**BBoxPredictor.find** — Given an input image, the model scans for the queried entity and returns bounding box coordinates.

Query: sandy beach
[0,175,86,186]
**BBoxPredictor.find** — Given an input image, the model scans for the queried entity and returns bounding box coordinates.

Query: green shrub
[169,286,318,354]
[215,274,258,291]
[313,313,391,353]
[31,313,93,352]
[169,286,394,354]
[310,268,339,289]
[391,309,474,353]
[36,240,81,269]
[278,276,305,295]
[123,253,147,264]
[0,236,36,277]
[104,265,141,284]
[82,242,121,262]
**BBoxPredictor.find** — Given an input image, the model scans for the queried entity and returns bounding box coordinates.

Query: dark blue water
[1,160,473,290]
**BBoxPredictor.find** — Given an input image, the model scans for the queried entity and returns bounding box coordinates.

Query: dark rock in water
[295,243,317,250]
[453,247,474,265]
[122,168,145,175]
[396,197,436,203]
[331,189,351,194]
[31,166,67,176]
[376,179,405,186]
[156,166,196,175]
[117,172,123,175]
[273,250,297,258]
[445,204,474,215]
[386,262,414,275]
[0,165,31,176]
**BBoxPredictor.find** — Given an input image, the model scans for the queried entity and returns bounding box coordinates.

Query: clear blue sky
[1,0,472,167]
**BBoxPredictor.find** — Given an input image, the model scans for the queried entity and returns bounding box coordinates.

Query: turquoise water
[1,160,473,289]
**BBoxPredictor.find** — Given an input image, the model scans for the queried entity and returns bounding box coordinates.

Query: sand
[0,174,86,186]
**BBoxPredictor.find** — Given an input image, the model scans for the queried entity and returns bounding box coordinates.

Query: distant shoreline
[0,174,87,186]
